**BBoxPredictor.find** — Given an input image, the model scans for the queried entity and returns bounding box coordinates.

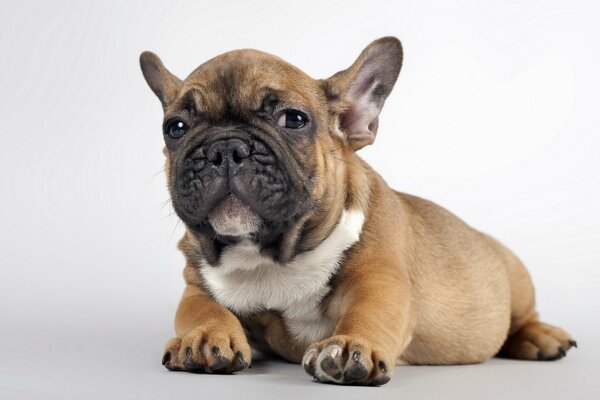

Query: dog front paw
[161,323,251,374]
[302,335,393,386]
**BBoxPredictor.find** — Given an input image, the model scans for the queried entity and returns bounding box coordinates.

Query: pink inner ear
[334,38,402,149]
[341,77,382,143]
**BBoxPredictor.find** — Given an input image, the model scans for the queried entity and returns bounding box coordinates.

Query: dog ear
[139,51,182,108]
[325,37,402,150]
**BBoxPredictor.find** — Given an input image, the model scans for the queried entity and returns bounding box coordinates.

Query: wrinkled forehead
[172,49,324,119]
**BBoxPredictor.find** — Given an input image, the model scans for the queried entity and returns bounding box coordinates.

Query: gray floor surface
[2,327,597,400]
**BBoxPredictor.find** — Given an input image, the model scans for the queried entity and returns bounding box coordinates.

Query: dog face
[140,38,402,261]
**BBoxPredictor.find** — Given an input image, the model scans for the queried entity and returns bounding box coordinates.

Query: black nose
[207,138,251,168]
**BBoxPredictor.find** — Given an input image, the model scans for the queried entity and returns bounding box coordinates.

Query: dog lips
[208,194,261,236]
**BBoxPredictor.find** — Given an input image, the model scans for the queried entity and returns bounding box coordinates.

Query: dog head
[140,37,402,263]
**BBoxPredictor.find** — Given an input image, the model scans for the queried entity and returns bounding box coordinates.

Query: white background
[1,0,598,398]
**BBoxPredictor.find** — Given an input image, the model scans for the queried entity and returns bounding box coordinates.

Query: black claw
[378,361,388,373]
[537,350,547,360]
[321,356,342,380]
[184,361,207,373]
[371,374,391,386]
[162,352,171,366]
[344,363,368,382]
[303,360,315,376]
[185,346,193,361]
[235,351,244,363]
[230,351,248,372]
[352,351,361,362]
[370,361,392,385]
[212,346,221,358]
[303,350,317,377]
[569,340,578,348]
[559,347,566,357]
[209,356,231,373]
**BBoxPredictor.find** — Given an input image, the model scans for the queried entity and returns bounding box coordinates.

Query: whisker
[150,167,166,182]
[158,198,171,211]
[170,218,182,239]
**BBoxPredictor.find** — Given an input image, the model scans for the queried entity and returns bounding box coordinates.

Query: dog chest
[199,209,365,343]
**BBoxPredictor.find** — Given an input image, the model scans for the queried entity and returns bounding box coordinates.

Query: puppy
[140,37,575,385]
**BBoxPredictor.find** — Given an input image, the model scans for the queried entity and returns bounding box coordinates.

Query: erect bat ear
[139,51,182,109]
[325,37,403,150]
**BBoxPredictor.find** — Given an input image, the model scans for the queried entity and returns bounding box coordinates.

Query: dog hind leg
[499,317,576,360]
[495,239,576,360]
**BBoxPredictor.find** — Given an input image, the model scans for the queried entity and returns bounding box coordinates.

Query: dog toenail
[303,361,315,376]
[321,356,342,379]
[344,363,368,381]
[378,360,388,373]
[235,351,244,362]
[210,356,229,371]
[372,375,391,386]
[559,347,566,356]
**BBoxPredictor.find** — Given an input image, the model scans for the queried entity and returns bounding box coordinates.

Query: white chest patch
[199,209,365,345]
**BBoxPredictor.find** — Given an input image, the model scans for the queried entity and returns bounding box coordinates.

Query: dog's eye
[277,110,307,129]
[165,120,188,139]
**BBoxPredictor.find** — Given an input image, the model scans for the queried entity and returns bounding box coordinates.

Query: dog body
[140,38,574,385]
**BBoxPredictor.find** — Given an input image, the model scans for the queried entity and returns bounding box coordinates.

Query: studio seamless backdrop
[0,1,598,399]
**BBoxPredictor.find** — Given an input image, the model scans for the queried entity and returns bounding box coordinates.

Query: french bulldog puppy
[140,37,575,385]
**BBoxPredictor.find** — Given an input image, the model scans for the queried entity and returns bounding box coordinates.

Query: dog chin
[207,194,262,237]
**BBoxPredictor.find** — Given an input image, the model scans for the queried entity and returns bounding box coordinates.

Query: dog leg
[161,284,252,373]
[303,264,413,385]
[499,317,576,361]
[491,235,577,361]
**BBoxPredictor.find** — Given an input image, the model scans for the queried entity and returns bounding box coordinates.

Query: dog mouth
[207,193,262,237]
[172,128,313,241]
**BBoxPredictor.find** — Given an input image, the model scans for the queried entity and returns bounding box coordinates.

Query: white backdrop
[1,1,598,399]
